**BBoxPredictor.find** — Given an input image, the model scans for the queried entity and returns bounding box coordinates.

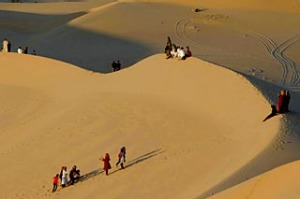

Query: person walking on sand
[100,153,111,176]
[116,146,126,169]
[61,166,68,187]
[52,174,59,192]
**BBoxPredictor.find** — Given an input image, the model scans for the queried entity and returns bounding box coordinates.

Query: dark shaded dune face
[0,0,84,2]
[0,11,85,33]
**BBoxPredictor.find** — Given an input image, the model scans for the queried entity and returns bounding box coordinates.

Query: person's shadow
[75,149,164,184]
[263,105,279,122]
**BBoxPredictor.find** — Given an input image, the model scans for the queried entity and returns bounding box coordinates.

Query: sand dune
[209,160,300,199]
[1,0,300,198]
[0,53,279,198]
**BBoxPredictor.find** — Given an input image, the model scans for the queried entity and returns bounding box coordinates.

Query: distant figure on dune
[277,90,290,113]
[2,38,10,52]
[165,36,173,59]
[184,46,192,59]
[178,47,185,60]
[101,153,111,176]
[276,90,285,113]
[17,46,23,54]
[116,60,121,71]
[282,90,290,113]
[170,44,177,58]
[116,146,126,169]
[32,49,36,55]
[23,46,28,54]
[165,44,172,59]
[166,36,172,47]
[52,174,59,192]
[111,61,117,72]
[263,89,291,122]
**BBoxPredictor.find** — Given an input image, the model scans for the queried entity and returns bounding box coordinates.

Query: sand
[0,0,300,198]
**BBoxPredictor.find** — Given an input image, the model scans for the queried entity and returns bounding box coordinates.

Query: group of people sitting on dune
[52,146,126,193]
[164,36,192,60]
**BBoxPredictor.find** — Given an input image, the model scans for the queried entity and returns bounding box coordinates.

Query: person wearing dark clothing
[184,46,192,58]
[116,146,126,169]
[111,61,117,72]
[69,168,75,185]
[23,46,28,54]
[165,44,172,59]
[116,60,121,71]
[69,165,81,185]
[282,90,290,112]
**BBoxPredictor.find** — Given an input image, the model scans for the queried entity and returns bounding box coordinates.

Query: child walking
[52,174,59,192]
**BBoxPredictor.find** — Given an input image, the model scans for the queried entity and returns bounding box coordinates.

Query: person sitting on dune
[170,44,177,58]
[184,46,192,58]
[178,47,185,60]
[17,47,23,54]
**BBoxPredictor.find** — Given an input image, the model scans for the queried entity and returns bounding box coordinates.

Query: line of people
[164,36,192,60]
[1,38,36,55]
[52,146,126,192]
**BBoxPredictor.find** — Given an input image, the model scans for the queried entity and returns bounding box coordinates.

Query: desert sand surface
[1,0,300,199]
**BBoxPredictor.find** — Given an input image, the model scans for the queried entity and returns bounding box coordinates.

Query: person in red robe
[101,153,111,176]
[276,90,285,113]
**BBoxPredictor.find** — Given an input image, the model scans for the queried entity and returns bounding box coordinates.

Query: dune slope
[0,53,279,199]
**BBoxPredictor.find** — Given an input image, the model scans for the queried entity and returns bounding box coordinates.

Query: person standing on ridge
[2,38,10,52]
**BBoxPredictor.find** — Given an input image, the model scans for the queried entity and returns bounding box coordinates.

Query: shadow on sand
[75,149,164,184]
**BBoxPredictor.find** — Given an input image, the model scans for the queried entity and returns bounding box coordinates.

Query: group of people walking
[100,146,126,176]
[52,146,126,192]
[164,36,192,60]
